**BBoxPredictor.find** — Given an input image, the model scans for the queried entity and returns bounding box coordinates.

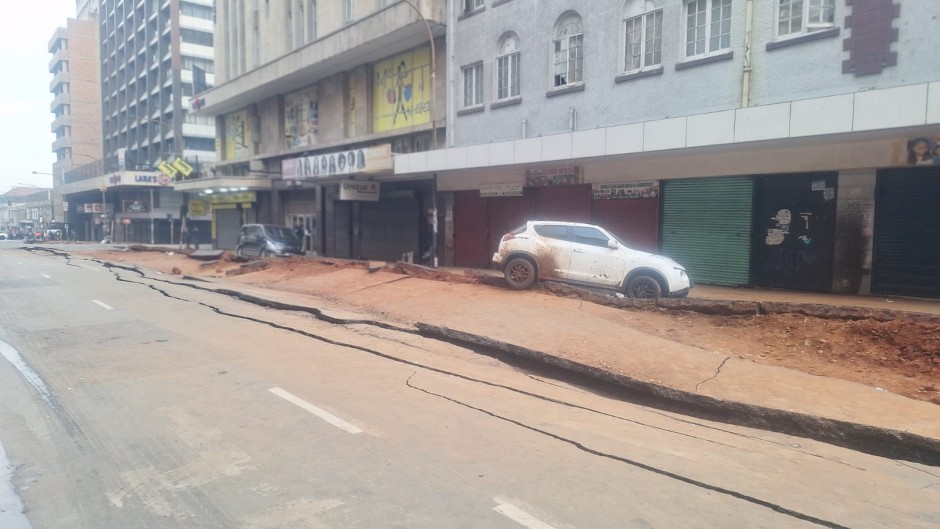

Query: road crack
[695,356,731,392]
[405,373,851,529]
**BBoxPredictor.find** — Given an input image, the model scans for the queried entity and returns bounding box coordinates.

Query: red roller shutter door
[488,190,536,255]
[453,191,489,268]
[534,185,592,223]
[592,198,660,253]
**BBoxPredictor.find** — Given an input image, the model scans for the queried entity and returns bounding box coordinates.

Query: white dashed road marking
[91,300,114,310]
[268,387,363,434]
[493,501,560,529]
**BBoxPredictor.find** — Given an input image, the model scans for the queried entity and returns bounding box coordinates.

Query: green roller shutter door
[662,176,754,286]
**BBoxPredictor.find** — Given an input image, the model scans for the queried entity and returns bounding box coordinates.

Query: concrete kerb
[23,248,940,464]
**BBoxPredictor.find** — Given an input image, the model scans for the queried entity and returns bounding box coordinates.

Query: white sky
[0,0,76,193]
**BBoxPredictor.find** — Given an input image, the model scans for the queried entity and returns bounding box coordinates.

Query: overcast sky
[0,0,76,193]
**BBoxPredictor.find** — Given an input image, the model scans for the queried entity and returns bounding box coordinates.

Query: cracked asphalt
[0,246,939,528]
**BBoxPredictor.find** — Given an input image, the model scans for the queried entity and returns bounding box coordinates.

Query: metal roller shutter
[872,168,940,298]
[662,176,754,286]
[359,198,420,261]
[216,208,242,250]
[592,198,660,253]
[534,185,592,223]
[454,191,489,268]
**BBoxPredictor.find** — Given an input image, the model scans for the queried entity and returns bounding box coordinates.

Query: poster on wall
[480,183,524,197]
[223,110,250,160]
[592,181,660,200]
[901,136,940,166]
[282,144,393,179]
[373,47,431,133]
[284,86,319,148]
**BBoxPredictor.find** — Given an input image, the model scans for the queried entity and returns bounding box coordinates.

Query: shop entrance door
[287,214,317,255]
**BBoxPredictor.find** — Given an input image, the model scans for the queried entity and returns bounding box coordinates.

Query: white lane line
[41,274,51,279]
[493,502,559,529]
[0,339,53,407]
[268,387,363,434]
[0,438,33,529]
[91,300,114,310]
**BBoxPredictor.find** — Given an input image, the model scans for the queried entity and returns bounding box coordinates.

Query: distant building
[191,0,445,255]
[54,0,217,243]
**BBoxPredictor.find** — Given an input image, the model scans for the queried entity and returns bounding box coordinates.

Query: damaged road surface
[0,248,938,528]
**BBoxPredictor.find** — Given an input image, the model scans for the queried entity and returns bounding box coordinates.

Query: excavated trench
[24,247,940,469]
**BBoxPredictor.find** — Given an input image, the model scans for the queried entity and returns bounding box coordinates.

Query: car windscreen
[264,226,300,244]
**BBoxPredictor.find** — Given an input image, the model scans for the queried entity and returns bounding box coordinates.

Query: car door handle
[573,248,585,253]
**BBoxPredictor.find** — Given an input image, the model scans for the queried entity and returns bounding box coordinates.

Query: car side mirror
[607,239,619,249]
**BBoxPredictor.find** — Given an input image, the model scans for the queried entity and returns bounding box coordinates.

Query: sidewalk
[180,262,940,464]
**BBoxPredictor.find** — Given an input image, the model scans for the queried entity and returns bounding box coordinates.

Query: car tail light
[500,232,516,243]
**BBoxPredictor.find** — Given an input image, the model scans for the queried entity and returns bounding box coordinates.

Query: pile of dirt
[80,249,940,404]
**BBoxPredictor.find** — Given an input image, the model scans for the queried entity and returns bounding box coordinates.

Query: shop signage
[122,218,131,225]
[480,183,524,197]
[282,144,393,180]
[339,180,380,201]
[524,166,581,187]
[206,192,256,205]
[592,181,660,200]
[373,48,431,133]
[189,200,208,216]
[107,172,171,186]
[122,199,150,213]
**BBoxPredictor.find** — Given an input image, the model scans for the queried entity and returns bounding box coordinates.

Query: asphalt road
[0,245,937,529]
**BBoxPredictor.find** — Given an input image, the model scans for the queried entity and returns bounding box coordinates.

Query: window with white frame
[462,63,484,107]
[464,0,484,13]
[496,34,521,100]
[553,13,583,87]
[623,0,663,72]
[777,0,835,38]
[684,0,732,58]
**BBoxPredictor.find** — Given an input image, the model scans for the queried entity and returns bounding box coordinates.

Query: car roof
[528,220,603,229]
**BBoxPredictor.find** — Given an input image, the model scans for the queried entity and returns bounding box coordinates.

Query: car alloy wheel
[504,257,536,290]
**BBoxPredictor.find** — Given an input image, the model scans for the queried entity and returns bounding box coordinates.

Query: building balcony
[49,70,70,91]
[50,114,71,132]
[198,0,446,116]
[179,15,212,32]
[49,92,69,112]
[52,136,73,152]
[48,48,69,72]
[182,122,216,138]
[47,27,67,53]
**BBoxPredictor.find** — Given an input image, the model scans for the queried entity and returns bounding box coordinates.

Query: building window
[777,0,835,38]
[553,13,583,87]
[685,0,732,58]
[496,34,520,100]
[462,62,484,108]
[464,0,484,13]
[344,0,355,23]
[307,0,317,42]
[623,1,663,72]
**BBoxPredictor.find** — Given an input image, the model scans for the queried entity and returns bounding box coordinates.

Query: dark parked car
[235,224,304,257]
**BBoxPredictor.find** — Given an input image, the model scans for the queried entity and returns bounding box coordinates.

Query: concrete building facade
[49,14,102,230]
[57,0,217,244]
[191,0,446,257]
[391,0,940,299]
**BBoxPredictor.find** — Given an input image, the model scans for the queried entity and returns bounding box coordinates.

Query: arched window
[496,33,520,100]
[623,1,663,72]
[552,13,583,87]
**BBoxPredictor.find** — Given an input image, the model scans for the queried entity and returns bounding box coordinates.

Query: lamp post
[400,0,437,149]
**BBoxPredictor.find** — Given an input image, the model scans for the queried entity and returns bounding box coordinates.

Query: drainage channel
[23,247,940,466]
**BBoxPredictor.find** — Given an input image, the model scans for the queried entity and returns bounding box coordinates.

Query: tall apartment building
[191,0,445,256]
[49,13,101,231]
[57,0,217,243]
[391,0,940,299]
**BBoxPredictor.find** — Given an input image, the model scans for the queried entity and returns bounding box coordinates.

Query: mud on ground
[84,247,940,405]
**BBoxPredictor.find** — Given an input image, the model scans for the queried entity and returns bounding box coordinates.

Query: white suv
[492,221,691,299]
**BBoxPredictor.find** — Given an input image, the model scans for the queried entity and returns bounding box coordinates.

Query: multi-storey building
[56,0,216,243]
[49,12,101,234]
[191,0,445,257]
[391,0,940,299]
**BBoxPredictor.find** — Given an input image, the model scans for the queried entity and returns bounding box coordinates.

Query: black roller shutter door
[872,167,940,298]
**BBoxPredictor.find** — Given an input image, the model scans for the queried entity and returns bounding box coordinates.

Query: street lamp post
[400,0,437,150]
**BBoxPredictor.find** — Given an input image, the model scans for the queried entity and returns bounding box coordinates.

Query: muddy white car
[492,221,691,299]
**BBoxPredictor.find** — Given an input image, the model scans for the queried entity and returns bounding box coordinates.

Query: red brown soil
[84,248,940,404]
